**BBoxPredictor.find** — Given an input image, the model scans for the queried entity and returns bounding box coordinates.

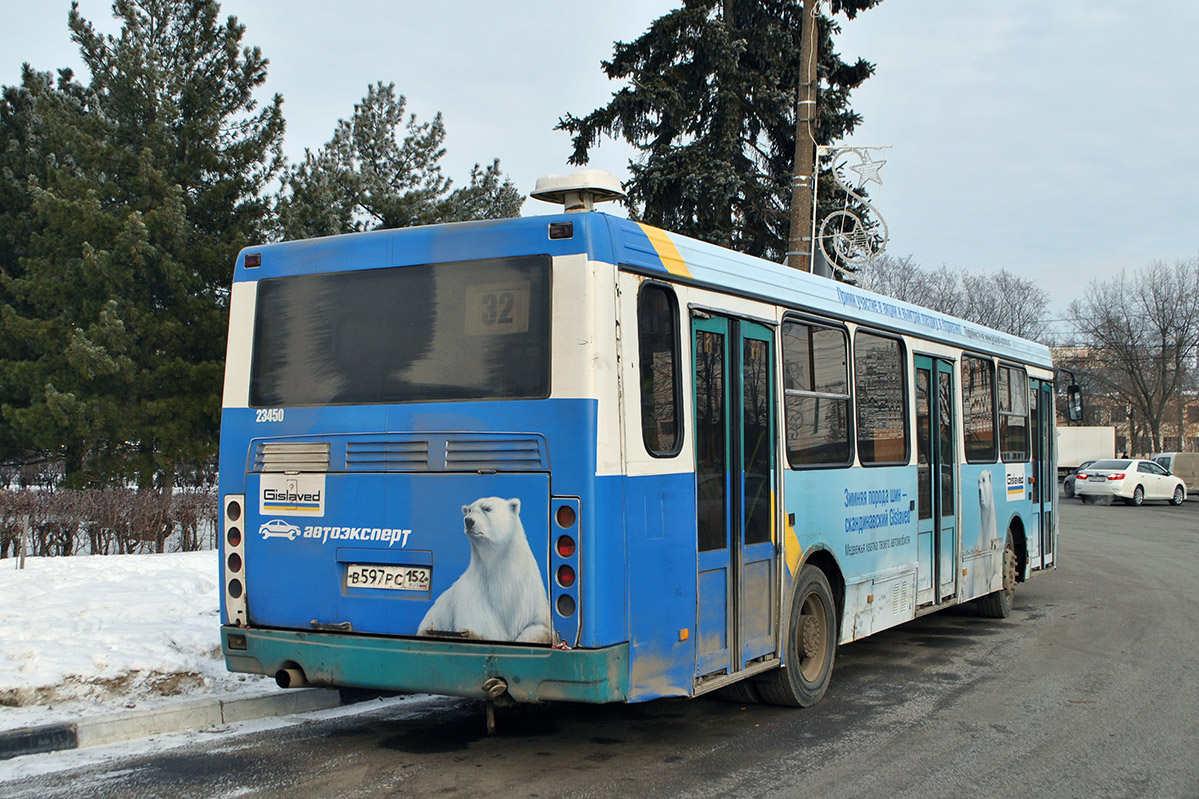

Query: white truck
[1057,426,1117,474]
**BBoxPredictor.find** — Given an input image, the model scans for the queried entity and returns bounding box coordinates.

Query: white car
[1074,458,1187,506]
[259,519,302,540]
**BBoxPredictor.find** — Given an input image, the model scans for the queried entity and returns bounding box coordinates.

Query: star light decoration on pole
[815,145,890,276]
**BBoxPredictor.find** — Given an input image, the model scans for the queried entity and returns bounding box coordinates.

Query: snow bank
[0,551,277,729]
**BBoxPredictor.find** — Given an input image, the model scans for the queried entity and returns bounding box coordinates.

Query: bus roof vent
[531,169,626,213]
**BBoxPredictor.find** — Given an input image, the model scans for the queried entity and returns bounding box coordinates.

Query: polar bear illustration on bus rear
[417,497,551,644]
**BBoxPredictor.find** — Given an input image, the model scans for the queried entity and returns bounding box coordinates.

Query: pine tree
[0,65,130,483]
[277,82,522,240]
[558,0,878,262]
[0,0,285,488]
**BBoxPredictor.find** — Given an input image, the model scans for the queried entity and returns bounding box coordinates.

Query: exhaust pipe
[482,677,510,737]
[275,667,310,689]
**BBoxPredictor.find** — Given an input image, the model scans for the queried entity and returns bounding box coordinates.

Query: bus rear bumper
[221,626,629,704]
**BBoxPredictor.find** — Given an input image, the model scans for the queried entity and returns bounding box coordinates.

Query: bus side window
[854,331,908,465]
[782,319,851,467]
[998,365,1030,462]
[962,354,997,463]
[637,284,682,456]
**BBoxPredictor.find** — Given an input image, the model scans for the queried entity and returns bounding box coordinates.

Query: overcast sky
[3,1,1197,333]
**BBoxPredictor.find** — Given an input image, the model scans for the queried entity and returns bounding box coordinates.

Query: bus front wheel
[757,566,837,707]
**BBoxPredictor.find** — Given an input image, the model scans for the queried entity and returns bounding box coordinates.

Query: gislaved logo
[259,473,325,517]
[263,487,321,509]
[1005,464,1026,501]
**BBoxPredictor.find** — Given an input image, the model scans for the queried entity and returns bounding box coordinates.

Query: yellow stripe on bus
[637,223,693,278]
[785,515,802,576]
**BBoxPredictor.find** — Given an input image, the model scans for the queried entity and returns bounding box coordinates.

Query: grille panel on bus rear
[253,442,331,472]
[343,434,548,472]
[345,440,430,470]
[445,437,546,471]
[250,434,548,473]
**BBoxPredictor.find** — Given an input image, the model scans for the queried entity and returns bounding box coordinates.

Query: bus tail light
[223,494,248,627]
[556,564,576,587]
[550,497,581,648]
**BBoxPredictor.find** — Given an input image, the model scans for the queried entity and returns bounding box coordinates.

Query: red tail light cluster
[550,497,581,647]
[224,495,248,626]
[1108,473,1126,480]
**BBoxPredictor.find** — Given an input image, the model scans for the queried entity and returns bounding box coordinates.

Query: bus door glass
[692,315,778,679]
[915,355,957,605]
[1030,379,1054,567]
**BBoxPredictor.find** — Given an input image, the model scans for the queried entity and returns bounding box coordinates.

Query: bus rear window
[249,255,550,406]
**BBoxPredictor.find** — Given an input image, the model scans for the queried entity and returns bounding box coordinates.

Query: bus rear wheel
[978,535,1016,618]
[757,566,837,707]
[715,679,762,704]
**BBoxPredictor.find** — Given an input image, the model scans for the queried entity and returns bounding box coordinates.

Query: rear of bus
[217,215,630,703]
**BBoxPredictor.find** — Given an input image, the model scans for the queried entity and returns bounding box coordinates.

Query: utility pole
[786,0,819,272]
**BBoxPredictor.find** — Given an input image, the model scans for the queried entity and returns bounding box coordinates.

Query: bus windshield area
[249,255,551,406]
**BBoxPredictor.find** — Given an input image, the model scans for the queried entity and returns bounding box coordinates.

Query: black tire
[1171,485,1185,506]
[715,679,762,704]
[1131,485,1144,506]
[978,535,1016,619]
[757,566,837,707]
[1063,482,1074,499]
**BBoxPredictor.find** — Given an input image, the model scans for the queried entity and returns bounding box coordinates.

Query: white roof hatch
[531,169,626,213]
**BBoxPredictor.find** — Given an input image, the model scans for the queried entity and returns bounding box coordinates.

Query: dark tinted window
[916,368,932,520]
[250,256,550,406]
[695,329,727,552]
[998,365,1029,462]
[782,320,851,466]
[637,284,681,455]
[962,355,997,462]
[938,369,955,515]
[743,336,773,545]
[854,332,908,465]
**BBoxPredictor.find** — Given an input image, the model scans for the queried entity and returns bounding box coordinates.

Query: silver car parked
[1062,459,1097,498]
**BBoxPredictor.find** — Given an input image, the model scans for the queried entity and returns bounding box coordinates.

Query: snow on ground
[0,551,281,732]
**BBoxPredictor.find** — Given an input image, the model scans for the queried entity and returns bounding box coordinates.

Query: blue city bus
[218,181,1057,708]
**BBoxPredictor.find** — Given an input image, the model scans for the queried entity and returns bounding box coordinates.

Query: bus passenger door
[915,356,958,605]
[1030,379,1054,568]
[738,324,777,667]
[692,315,778,679]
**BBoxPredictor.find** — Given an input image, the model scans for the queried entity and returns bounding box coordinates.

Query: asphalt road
[7,495,1199,799]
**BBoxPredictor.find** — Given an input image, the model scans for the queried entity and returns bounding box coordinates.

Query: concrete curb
[0,689,341,761]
